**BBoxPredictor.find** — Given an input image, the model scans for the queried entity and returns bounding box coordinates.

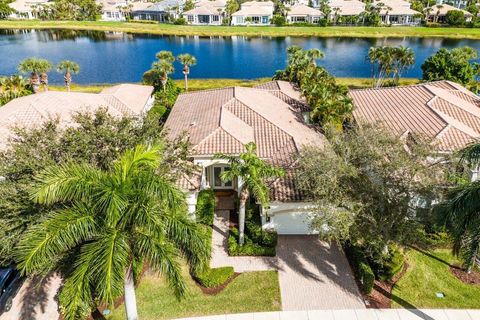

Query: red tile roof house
[165,80,480,234]
[164,81,328,234]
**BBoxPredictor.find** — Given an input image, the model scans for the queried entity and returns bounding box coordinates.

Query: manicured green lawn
[109,268,281,320]
[392,248,480,309]
[2,21,480,39]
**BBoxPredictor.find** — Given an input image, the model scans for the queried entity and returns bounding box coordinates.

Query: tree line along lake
[1,29,480,84]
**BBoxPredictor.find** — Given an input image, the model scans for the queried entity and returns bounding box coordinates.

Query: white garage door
[272,211,316,235]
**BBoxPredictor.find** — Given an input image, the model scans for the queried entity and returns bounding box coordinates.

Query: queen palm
[438,142,480,273]
[18,58,52,93]
[154,50,175,91]
[215,143,284,245]
[177,53,197,91]
[56,60,80,92]
[16,144,209,320]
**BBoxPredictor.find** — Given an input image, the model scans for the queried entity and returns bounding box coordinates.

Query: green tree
[421,47,480,91]
[17,58,52,93]
[445,9,466,26]
[225,0,239,24]
[437,142,480,273]
[367,46,415,87]
[0,0,14,19]
[183,0,194,12]
[16,144,209,320]
[0,75,32,106]
[154,51,175,92]
[296,124,448,261]
[215,143,284,245]
[177,53,197,91]
[56,60,80,92]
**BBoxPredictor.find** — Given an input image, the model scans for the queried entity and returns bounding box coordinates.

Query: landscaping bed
[449,265,480,285]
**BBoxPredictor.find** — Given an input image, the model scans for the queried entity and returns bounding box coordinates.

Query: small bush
[271,15,286,26]
[446,10,465,26]
[375,246,405,281]
[228,227,276,257]
[344,243,375,294]
[131,19,159,24]
[173,17,187,25]
[194,266,234,288]
[196,189,215,226]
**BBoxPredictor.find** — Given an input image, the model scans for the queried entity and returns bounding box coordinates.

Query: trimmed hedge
[193,266,235,288]
[196,189,215,226]
[344,244,375,295]
[228,227,276,257]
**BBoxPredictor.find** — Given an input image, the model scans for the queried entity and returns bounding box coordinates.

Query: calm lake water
[1,29,480,84]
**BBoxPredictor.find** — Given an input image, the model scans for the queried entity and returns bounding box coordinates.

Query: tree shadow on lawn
[410,246,460,269]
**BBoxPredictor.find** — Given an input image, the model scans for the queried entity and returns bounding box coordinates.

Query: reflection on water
[0,29,479,84]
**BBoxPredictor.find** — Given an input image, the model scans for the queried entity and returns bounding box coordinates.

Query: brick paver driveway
[277,236,365,311]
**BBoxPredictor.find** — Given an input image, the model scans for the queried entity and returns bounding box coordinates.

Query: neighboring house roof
[194,0,226,9]
[164,81,326,201]
[426,4,472,16]
[287,4,324,16]
[134,0,183,12]
[232,3,272,16]
[9,0,48,12]
[0,84,154,149]
[349,81,480,153]
[328,0,365,16]
[184,4,221,15]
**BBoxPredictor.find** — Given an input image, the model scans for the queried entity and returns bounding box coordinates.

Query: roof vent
[189,121,196,127]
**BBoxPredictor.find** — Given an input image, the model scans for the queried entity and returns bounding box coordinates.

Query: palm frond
[460,142,480,167]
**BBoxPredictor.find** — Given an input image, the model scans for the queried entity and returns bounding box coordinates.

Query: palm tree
[177,54,197,91]
[215,143,284,245]
[18,58,52,93]
[56,60,80,92]
[0,75,31,105]
[392,46,415,85]
[438,142,480,273]
[154,51,176,91]
[16,144,209,320]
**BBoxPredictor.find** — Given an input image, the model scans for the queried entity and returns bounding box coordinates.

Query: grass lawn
[109,267,281,320]
[392,248,480,309]
[2,21,480,39]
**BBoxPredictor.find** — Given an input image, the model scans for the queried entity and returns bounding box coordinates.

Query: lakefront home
[132,0,184,22]
[8,0,49,19]
[286,4,324,24]
[425,4,473,23]
[327,0,366,20]
[0,84,154,149]
[164,81,327,234]
[231,1,274,26]
[373,0,421,25]
[98,0,152,21]
[182,0,226,25]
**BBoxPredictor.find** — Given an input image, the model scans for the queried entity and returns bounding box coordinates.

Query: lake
[1,29,479,84]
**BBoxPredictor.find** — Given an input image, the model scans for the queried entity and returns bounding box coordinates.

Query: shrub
[173,17,187,25]
[228,227,276,256]
[196,189,215,226]
[446,10,465,26]
[318,18,328,27]
[271,15,286,26]
[244,202,278,247]
[130,19,159,24]
[375,246,405,281]
[344,243,375,294]
[193,266,234,288]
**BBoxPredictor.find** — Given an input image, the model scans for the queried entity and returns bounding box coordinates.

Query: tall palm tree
[438,142,480,273]
[56,60,80,92]
[154,51,176,91]
[18,58,52,93]
[177,54,197,91]
[392,46,415,84]
[215,143,284,245]
[16,144,209,320]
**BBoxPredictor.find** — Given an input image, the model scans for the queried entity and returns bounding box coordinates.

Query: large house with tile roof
[164,81,326,234]
[0,84,154,149]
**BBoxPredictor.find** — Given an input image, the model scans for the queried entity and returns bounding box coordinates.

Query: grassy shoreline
[2,21,480,39]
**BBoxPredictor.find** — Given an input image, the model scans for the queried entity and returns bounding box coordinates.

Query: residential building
[99,0,152,21]
[0,84,154,149]
[328,0,366,19]
[349,81,480,154]
[164,81,327,234]
[8,0,49,19]
[373,0,421,25]
[286,4,324,24]
[183,0,226,25]
[132,0,184,22]
[231,1,274,26]
[426,4,473,23]
[436,0,468,10]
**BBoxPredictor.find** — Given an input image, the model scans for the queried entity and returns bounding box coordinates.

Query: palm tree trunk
[184,73,188,91]
[238,199,246,246]
[124,266,139,320]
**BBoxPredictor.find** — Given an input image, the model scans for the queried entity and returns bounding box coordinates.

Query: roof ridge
[178,86,235,97]
[350,80,452,93]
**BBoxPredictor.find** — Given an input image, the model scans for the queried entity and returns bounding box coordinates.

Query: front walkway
[176,308,480,320]
[211,210,365,310]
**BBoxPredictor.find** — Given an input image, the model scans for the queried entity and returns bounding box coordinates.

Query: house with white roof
[132,0,184,22]
[286,4,324,24]
[231,1,274,25]
[8,0,49,19]
[371,0,421,25]
[426,4,473,23]
[0,84,155,150]
[328,0,365,20]
[99,0,152,21]
[183,0,226,25]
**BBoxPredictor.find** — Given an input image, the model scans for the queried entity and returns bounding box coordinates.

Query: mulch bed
[366,263,409,309]
[450,266,480,285]
[195,273,241,295]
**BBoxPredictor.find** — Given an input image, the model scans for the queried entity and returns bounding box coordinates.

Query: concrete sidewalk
[175,309,480,320]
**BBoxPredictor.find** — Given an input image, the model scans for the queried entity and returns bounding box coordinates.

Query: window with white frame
[212,15,219,22]
[187,15,194,22]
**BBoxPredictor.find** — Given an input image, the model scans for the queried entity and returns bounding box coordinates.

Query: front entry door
[213,166,233,189]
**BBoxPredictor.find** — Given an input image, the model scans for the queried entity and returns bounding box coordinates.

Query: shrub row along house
[6,0,474,25]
